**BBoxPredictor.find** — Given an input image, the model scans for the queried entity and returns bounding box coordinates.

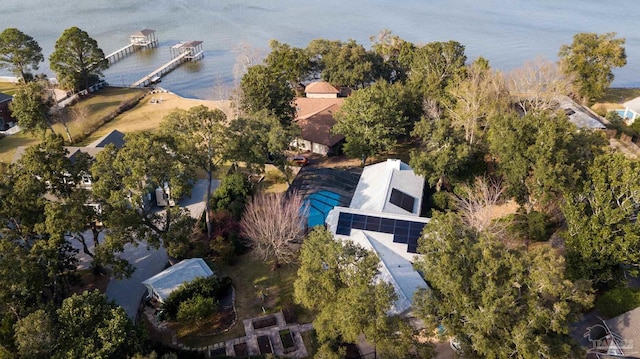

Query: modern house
[325,159,429,315]
[0,92,17,131]
[293,81,345,156]
[622,96,640,123]
[141,258,214,303]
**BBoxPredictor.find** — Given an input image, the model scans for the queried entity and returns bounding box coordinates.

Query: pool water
[304,190,342,227]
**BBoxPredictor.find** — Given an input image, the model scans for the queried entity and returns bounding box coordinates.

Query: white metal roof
[349,159,424,216]
[624,96,640,114]
[141,258,213,301]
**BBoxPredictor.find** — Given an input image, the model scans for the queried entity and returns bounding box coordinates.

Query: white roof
[624,96,640,114]
[347,231,427,315]
[349,159,424,216]
[557,96,605,129]
[141,258,213,301]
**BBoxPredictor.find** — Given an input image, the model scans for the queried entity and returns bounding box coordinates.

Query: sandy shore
[81,88,235,144]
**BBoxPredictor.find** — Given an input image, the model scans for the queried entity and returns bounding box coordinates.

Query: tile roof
[305,81,339,94]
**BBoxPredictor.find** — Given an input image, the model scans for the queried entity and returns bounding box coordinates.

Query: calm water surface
[1,0,638,99]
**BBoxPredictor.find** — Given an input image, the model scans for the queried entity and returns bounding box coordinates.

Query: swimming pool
[613,109,638,121]
[304,190,343,228]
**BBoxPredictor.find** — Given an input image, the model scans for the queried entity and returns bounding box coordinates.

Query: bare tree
[230,41,264,118]
[507,57,574,115]
[455,176,504,235]
[240,191,308,268]
[447,58,509,146]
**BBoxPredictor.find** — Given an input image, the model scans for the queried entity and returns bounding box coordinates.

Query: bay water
[1,0,638,99]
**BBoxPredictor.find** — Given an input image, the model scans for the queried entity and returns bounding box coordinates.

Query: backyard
[176,252,314,348]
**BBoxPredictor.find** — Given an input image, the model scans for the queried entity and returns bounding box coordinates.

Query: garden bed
[233,342,248,357]
[257,335,273,354]
[279,329,295,353]
[253,315,277,329]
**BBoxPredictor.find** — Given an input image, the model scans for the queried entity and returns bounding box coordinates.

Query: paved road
[70,179,220,319]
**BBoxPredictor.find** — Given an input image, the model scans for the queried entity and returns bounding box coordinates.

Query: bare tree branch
[455,176,505,236]
[240,191,308,268]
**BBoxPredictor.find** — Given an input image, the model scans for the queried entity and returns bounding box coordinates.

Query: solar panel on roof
[335,212,426,254]
[389,188,416,213]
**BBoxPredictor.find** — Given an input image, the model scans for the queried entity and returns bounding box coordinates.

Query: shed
[141,258,213,302]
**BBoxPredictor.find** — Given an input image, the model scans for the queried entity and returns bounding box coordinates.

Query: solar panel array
[389,188,416,213]
[336,212,426,253]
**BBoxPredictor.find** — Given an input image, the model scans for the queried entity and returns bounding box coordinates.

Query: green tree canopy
[410,115,476,189]
[563,154,640,287]
[414,212,593,359]
[264,39,312,90]
[49,26,108,92]
[14,309,54,358]
[160,105,227,240]
[559,32,626,103]
[294,227,396,347]
[10,80,55,136]
[333,80,409,165]
[91,132,197,270]
[55,290,139,359]
[239,64,296,127]
[307,38,383,88]
[408,40,467,99]
[0,28,43,82]
[488,110,605,207]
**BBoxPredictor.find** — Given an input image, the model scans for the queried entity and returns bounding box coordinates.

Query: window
[389,188,416,213]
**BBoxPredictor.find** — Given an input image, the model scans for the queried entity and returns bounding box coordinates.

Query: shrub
[161,275,232,321]
[211,173,253,220]
[177,295,218,323]
[508,209,552,242]
[596,287,640,318]
[431,191,453,212]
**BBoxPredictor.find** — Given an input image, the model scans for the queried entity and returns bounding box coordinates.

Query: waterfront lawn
[178,252,314,348]
[0,132,40,163]
[57,87,145,144]
[592,87,640,114]
[0,82,18,96]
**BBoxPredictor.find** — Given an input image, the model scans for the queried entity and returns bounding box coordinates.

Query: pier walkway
[130,40,204,88]
[131,52,190,88]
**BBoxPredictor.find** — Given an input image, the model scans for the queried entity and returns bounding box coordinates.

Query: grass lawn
[54,87,146,143]
[592,87,640,114]
[0,81,18,96]
[178,252,314,348]
[0,132,40,163]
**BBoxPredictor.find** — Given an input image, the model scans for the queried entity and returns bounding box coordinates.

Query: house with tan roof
[293,81,345,156]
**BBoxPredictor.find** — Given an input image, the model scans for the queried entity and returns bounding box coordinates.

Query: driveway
[95,179,219,319]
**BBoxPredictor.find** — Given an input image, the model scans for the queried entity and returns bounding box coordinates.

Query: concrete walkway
[166,311,313,358]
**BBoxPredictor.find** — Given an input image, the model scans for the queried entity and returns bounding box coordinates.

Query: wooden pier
[105,29,158,64]
[130,41,204,88]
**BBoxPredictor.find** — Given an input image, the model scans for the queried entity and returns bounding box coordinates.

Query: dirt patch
[69,269,110,295]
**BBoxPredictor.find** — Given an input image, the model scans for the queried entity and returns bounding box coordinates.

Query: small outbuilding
[141,258,214,303]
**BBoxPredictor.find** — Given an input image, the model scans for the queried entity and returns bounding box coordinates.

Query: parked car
[289,155,309,166]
